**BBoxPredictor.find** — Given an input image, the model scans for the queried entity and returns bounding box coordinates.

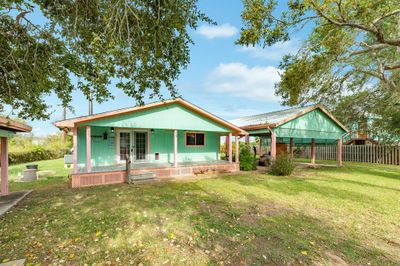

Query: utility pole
[89,91,93,115]
[62,106,67,143]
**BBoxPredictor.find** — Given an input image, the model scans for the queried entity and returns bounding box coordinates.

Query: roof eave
[0,117,32,133]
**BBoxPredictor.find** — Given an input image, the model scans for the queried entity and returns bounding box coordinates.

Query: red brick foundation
[71,163,239,188]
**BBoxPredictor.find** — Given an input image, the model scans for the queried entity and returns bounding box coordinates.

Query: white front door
[119,130,148,163]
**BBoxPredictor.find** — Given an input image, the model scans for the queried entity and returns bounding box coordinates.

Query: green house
[55,98,245,187]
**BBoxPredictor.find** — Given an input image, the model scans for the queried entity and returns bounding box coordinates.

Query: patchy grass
[8,158,70,191]
[0,161,399,265]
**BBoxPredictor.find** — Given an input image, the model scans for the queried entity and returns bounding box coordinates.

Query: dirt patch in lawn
[321,251,349,266]
[239,203,287,226]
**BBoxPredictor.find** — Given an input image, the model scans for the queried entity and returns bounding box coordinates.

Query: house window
[186,132,205,146]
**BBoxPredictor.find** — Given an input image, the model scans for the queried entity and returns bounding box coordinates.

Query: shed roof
[54,98,247,134]
[230,105,312,128]
[0,116,32,133]
[230,105,348,132]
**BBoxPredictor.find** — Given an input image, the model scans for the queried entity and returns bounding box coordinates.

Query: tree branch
[15,11,30,26]
[311,1,400,47]
[372,9,400,25]
[383,63,400,70]
[349,43,390,56]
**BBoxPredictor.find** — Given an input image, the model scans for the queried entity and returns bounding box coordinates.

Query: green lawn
[0,160,399,265]
[8,158,71,191]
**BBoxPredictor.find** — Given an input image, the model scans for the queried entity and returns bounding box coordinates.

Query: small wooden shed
[0,117,32,195]
[230,105,348,165]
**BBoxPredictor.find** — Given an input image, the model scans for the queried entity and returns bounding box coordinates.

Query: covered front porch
[70,126,241,187]
[73,126,241,169]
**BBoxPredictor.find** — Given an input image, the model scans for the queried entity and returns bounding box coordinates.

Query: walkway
[0,190,32,218]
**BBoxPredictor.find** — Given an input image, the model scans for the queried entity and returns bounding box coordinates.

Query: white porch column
[173,129,178,167]
[270,132,277,161]
[86,126,91,172]
[73,126,78,174]
[337,138,343,166]
[258,137,263,156]
[311,138,316,164]
[228,133,232,163]
[1,137,9,195]
[235,135,240,163]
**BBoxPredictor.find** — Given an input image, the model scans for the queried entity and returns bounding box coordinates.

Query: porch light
[151,129,155,134]
[110,127,114,133]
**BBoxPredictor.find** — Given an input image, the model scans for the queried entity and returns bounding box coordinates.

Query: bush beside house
[8,133,72,165]
[9,147,70,165]
[239,144,257,171]
[270,155,295,176]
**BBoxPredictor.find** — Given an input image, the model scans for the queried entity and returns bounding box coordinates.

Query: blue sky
[27,0,305,136]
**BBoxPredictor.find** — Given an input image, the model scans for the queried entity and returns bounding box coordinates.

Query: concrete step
[128,172,156,183]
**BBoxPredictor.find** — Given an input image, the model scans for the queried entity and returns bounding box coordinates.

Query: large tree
[237,0,400,137]
[1,0,210,119]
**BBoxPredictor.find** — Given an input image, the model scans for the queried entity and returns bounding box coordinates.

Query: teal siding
[77,127,86,167]
[246,129,270,135]
[148,130,220,163]
[273,109,345,140]
[77,127,221,167]
[177,131,220,163]
[276,137,338,145]
[79,104,231,133]
[149,129,173,163]
[77,126,116,167]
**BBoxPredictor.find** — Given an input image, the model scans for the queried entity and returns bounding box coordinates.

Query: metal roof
[230,105,316,127]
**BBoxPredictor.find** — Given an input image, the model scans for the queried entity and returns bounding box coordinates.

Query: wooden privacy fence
[295,145,400,165]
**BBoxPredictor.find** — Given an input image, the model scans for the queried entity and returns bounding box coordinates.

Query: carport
[0,117,32,195]
[230,105,348,165]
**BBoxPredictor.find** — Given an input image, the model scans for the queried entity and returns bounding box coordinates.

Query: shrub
[8,147,70,165]
[239,144,257,171]
[270,154,295,176]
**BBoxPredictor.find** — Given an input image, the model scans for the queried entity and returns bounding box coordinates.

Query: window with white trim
[185,132,205,146]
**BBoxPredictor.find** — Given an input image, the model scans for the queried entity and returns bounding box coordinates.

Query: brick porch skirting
[71,163,239,188]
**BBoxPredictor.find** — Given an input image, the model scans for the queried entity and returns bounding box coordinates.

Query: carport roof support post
[1,137,9,195]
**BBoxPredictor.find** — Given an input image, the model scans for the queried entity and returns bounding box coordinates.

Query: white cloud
[197,23,238,39]
[205,62,281,102]
[238,39,300,61]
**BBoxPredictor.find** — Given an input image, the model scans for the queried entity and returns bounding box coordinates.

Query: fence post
[337,139,343,166]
